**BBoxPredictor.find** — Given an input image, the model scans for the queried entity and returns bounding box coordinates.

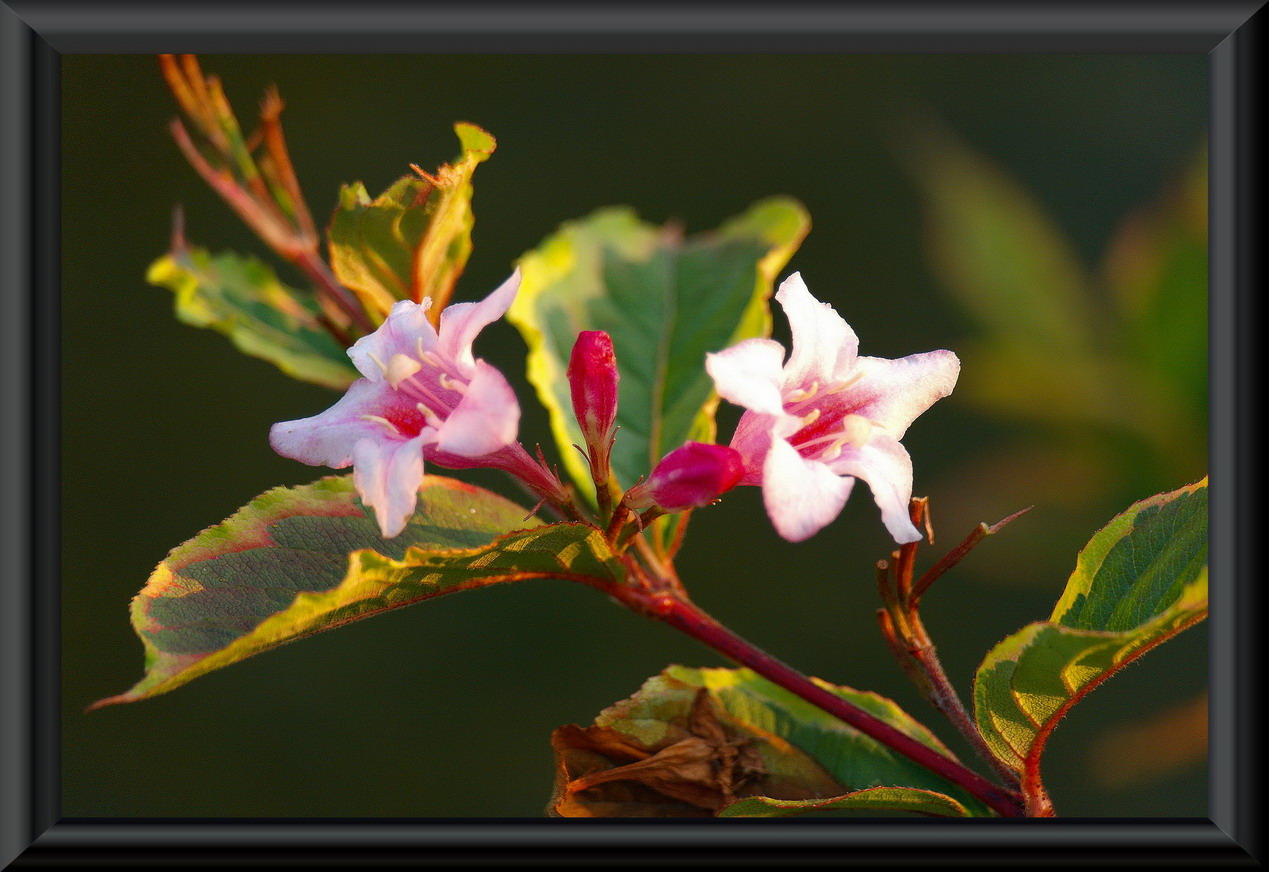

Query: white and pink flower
[706,273,959,544]
[270,271,523,537]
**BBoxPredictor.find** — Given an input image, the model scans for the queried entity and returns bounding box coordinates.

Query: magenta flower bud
[626,442,745,512]
[567,330,620,452]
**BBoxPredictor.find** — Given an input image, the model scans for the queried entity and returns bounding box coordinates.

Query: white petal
[432,360,520,457]
[352,434,428,538]
[348,299,438,382]
[269,379,405,468]
[775,272,859,387]
[761,437,854,542]
[437,270,521,375]
[706,338,788,416]
[846,351,960,439]
[829,434,921,544]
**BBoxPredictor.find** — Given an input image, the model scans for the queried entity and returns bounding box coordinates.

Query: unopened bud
[625,442,744,512]
[567,331,619,448]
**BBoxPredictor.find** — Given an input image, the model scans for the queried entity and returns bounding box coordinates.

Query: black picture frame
[2,1,1262,866]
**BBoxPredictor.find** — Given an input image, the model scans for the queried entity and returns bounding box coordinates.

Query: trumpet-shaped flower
[270,271,523,537]
[706,273,959,544]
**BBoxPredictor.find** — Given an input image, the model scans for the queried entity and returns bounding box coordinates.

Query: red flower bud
[626,442,744,512]
[567,331,619,448]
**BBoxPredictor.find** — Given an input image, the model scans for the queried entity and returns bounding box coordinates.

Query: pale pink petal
[352,434,428,537]
[437,270,521,375]
[348,299,438,382]
[761,437,855,542]
[728,408,805,486]
[727,411,775,485]
[843,351,960,439]
[706,338,788,416]
[269,379,414,468]
[775,273,859,387]
[432,359,520,457]
[828,435,921,544]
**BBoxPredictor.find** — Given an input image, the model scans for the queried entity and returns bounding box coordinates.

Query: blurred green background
[62,54,1208,818]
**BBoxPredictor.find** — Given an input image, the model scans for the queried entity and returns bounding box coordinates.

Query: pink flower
[270,271,523,537]
[625,442,744,512]
[705,273,959,544]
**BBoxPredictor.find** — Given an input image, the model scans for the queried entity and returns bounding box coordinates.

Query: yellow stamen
[360,414,397,434]
[385,353,422,388]
[416,402,441,428]
[366,352,390,375]
[439,373,467,395]
[820,435,851,462]
[840,414,873,449]
[786,381,820,403]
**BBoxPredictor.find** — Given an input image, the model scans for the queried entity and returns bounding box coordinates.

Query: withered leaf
[550,688,839,817]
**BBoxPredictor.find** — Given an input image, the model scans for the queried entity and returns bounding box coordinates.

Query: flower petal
[348,299,438,382]
[761,437,855,542]
[432,359,520,457]
[728,408,807,486]
[352,434,428,537]
[828,434,921,544]
[437,269,521,375]
[775,273,859,387]
[844,351,960,439]
[269,378,413,468]
[706,338,788,416]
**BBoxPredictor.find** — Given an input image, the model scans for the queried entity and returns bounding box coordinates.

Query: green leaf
[1102,146,1208,424]
[91,475,621,709]
[328,122,496,319]
[558,665,990,816]
[718,786,971,818]
[904,125,1096,355]
[508,198,809,510]
[973,479,1208,799]
[147,244,359,390]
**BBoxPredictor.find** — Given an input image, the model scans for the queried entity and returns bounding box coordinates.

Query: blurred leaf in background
[904,128,1208,800]
[1085,691,1207,790]
[904,125,1206,570]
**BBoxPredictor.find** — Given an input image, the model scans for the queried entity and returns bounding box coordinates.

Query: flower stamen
[366,352,390,376]
[415,402,442,429]
[360,414,399,434]
[439,373,467,395]
[786,381,820,403]
[385,353,422,389]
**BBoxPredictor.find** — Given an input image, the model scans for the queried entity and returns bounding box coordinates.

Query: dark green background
[63,54,1207,817]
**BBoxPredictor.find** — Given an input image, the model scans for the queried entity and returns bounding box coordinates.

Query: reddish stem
[292,246,375,333]
[645,593,1024,818]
